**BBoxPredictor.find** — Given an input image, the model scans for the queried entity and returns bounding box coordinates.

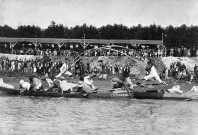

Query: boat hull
[133,90,198,100]
[0,86,131,99]
[1,86,198,100]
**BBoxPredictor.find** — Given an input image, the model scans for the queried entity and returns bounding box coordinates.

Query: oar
[95,88,122,92]
[139,81,146,87]
[122,83,132,99]
[185,95,198,101]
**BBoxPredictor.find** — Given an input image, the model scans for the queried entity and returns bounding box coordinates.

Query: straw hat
[19,79,25,85]
[89,73,96,78]
[77,81,84,87]
[56,76,65,81]
[111,78,119,84]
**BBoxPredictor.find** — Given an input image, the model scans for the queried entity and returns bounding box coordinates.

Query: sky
[0,0,198,29]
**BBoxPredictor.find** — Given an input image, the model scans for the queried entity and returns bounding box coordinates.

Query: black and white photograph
[0,0,198,134]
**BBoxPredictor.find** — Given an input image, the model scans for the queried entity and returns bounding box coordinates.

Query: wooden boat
[133,90,198,100]
[0,86,131,99]
[1,84,198,100]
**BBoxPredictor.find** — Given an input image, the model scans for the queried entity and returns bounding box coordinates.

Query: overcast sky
[0,0,198,28]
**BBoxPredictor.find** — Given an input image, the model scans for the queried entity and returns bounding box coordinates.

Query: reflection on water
[0,94,198,135]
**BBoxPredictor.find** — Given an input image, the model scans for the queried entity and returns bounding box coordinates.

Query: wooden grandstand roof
[0,37,162,45]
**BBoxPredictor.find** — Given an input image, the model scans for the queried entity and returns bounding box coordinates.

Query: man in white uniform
[41,74,55,91]
[190,85,198,92]
[143,61,165,85]
[29,77,42,91]
[84,74,96,90]
[19,80,31,90]
[55,58,72,78]
[79,73,98,96]
[54,76,77,94]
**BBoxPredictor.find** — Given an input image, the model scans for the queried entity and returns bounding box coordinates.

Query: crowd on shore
[1,44,198,57]
[0,55,198,83]
[1,53,198,97]
[0,56,140,78]
[160,61,198,82]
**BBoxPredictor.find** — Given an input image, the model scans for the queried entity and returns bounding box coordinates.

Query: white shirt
[144,65,162,83]
[59,80,69,91]
[168,85,183,94]
[84,76,93,86]
[60,63,68,73]
[59,80,77,91]
[21,82,31,90]
[11,61,15,66]
[150,66,158,76]
[46,78,54,87]
[33,78,42,89]
[33,66,37,72]
[191,86,198,92]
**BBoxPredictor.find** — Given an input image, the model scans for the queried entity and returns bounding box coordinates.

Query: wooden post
[10,42,17,54]
[58,43,64,50]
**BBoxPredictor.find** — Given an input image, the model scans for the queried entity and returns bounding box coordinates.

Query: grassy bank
[1,55,198,92]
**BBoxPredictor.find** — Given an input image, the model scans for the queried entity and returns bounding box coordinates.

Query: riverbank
[1,53,197,72]
[0,54,198,92]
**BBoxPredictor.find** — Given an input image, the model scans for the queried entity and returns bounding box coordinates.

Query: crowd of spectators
[1,43,198,83]
[1,55,198,83]
[160,61,198,82]
[0,57,140,79]
[0,43,198,57]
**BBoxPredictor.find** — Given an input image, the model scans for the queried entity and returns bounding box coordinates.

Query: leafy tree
[164,25,176,47]
[0,21,198,48]
[42,21,65,38]
[17,25,42,38]
[0,25,17,37]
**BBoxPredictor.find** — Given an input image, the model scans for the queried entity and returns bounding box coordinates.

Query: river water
[0,94,198,135]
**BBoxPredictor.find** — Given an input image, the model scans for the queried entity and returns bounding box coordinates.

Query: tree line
[0,21,198,48]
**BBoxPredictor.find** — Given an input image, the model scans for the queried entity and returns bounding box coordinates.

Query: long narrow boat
[0,86,131,99]
[133,90,198,100]
[1,85,198,100]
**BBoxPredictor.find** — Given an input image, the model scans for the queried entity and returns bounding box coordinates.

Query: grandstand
[0,37,163,48]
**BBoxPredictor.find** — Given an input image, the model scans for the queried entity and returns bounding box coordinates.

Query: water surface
[0,93,198,135]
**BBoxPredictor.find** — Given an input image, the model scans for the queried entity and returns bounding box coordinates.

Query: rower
[142,60,166,86]
[111,77,124,89]
[79,73,98,96]
[190,85,198,92]
[84,73,97,89]
[29,77,42,91]
[120,62,134,90]
[19,79,31,95]
[55,58,72,78]
[41,74,55,91]
[55,76,77,95]
[76,77,84,90]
